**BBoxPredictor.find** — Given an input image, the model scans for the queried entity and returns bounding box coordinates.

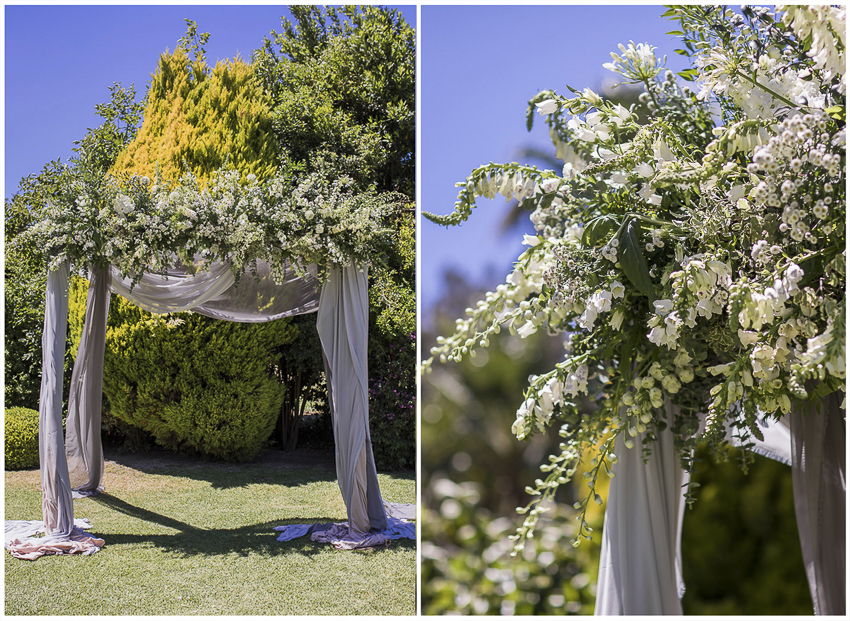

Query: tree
[254,6,416,467]
[111,22,278,186]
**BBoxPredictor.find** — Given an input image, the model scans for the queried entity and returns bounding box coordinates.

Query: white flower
[582,88,604,106]
[540,178,560,194]
[738,329,759,347]
[634,162,654,178]
[610,308,625,331]
[579,305,598,330]
[653,299,673,315]
[610,104,631,126]
[590,290,612,312]
[653,138,675,162]
[567,117,597,142]
[113,193,135,217]
[610,280,625,298]
[517,321,538,338]
[536,99,558,116]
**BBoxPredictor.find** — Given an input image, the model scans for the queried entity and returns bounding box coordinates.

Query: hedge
[5,406,40,470]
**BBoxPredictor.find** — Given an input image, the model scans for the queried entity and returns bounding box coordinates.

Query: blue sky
[420,5,690,314]
[4,4,416,197]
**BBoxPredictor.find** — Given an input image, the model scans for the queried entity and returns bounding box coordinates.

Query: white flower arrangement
[27,165,399,286]
[424,5,845,551]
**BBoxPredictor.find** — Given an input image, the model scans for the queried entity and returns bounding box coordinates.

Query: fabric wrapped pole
[790,392,846,615]
[595,402,687,615]
[65,264,111,495]
[316,263,387,536]
[37,261,74,536]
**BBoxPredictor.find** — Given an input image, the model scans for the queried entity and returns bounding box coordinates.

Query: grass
[5,449,416,615]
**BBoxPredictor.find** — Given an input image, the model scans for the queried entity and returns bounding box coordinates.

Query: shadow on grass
[89,493,414,558]
[104,448,337,490]
[104,448,415,492]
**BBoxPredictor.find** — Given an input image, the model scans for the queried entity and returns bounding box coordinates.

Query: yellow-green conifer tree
[111,40,277,184]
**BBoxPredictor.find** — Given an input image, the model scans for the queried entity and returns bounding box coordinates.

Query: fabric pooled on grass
[275,503,416,550]
[5,518,104,560]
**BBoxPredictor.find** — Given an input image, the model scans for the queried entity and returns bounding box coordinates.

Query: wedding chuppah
[6,169,415,558]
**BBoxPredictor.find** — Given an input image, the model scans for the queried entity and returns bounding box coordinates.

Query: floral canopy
[6,167,414,558]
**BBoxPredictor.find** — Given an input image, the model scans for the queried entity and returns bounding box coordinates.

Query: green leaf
[825,105,845,122]
[581,214,619,248]
[618,218,655,301]
[666,30,685,36]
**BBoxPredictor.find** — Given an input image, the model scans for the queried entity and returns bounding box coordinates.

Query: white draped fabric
[789,393,846,615]
[8,258,411,559]
[37,262,75,536]
[316,263,388,537]
[596,399,845,615]
[595,402,688,615]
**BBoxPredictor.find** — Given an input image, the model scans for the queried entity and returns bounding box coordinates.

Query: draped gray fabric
[37,262,74,537]
[597,399,845,615]
[27,257,392,554]
[316,264,388,535]
[790,393,846,616]
[595,402,687,615]
[109,259,320,321]
[65,265,111,494]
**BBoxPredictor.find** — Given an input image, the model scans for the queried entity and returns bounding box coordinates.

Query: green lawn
[5,450,416,615]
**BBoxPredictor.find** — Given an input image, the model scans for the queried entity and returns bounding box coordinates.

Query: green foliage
[368,205,416,470]
[69,282,298,461]
[681,446,812,614]
[254,5,415,196]
[5,190,51,408]
[5,407,40,470]
[254,6,416,467]
[74,83,145,181]
[423,480,599,615]
[111,38,278,185]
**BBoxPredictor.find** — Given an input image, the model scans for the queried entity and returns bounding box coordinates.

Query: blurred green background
[421,272,813,615]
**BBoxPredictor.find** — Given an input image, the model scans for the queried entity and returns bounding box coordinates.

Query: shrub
[368,207,415,470]
[5,407,40,470]
[369,331,415,471]
[69,280,298,462]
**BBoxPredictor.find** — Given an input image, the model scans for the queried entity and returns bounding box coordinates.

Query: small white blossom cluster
[28,166,396,285]
[512,365,589,440]
[603,41,665,83]
[743,111,843,248]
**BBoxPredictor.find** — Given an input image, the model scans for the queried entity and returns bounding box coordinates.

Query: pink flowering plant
[423,5,845,551]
